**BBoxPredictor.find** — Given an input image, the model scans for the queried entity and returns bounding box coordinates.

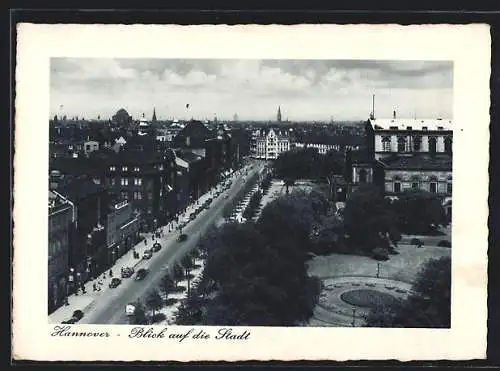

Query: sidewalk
[48,170,244,324]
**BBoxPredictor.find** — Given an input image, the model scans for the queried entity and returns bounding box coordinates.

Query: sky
[50,58,453,122]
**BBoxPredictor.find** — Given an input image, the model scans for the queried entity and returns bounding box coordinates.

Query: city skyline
[50,58,453,122]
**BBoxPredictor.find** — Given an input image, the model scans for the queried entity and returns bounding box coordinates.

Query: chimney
[393,110,396,119]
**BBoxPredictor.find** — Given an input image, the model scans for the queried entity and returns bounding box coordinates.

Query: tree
[342,185,400,254]
[392,190,447,234]
[159,274,175,302]
[145,289,163,319]
[172,264,184,284]
[365,256,451,328]
[128,300,148,325]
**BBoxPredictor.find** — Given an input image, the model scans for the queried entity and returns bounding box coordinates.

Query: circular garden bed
[340,289,400,309]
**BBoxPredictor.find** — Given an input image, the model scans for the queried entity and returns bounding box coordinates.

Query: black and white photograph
[47,58,453,328]
[13,24,489,361]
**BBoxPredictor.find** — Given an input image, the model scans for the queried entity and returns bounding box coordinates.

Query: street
[79,161,265,324]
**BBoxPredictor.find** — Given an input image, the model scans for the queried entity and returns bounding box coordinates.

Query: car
[224,194,229,199]
[135,268,149,281]
[189,213,196,220]
[109,277,122,288]
[152,242,162,252]
[143,250,153,259]
[177,233,188,242]
[121,267,134,278]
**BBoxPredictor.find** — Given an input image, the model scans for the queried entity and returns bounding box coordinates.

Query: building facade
[106,200,140,265]
[350,116,453,218]
[250,127,290,160]
[48,191,74,313]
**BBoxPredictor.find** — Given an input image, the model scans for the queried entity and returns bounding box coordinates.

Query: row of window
[120,191,154,200]
[109,164,170,172]
[381,136,452,153]
[109,178,143,186]
[392,181,452,194]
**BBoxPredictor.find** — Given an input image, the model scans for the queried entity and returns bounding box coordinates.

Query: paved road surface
[80,162,264,324]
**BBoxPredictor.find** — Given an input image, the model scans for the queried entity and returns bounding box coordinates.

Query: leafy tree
[159,274,175,302]
[343,185,400,254]
[145,289,163,319]
[392,190,447,234]
[365,256,451,328]
[128,300,148,325]
[172,264,184,284]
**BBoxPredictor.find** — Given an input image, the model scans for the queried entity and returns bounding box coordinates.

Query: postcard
[13,23,490,361]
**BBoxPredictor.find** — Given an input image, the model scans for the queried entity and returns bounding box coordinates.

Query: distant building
[250,127,290,160]
[277,106,282,123]
[48,191,74,313]
[83,140,99,156]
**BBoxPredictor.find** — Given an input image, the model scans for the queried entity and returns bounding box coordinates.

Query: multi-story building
[106,199,140,265]
[250,127,290,160]
[350,115,453,217]
[48,191,74,313]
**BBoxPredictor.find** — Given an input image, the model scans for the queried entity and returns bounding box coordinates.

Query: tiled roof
[379,154,452,170]
[57,175,106,201]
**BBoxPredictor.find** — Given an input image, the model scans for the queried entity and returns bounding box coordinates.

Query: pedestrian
[109,269,113,278]
[144,239,147,246]
[81,283,86,294]
[93,283,97,292]
[103,272,106,279]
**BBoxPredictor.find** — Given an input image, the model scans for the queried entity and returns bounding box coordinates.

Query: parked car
[109,277,122,288]
[189,213,196,220]
[152,242,162,252]
[143,249,153,259]
[121,267,134,278]
[135,268,149,281]
[177,233,188,242]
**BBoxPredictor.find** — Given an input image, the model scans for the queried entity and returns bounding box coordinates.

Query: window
[394,182,401,193]
[397,137,406,152]
[133,191,142,200]
[444,137,452,154]
[382,136,391,151]
[390,126,398,130]
[158,164,164,171]
[428,137,437,154]
[358,169,367,184]
[110,178,116,186]
[122,166,128,172]
[413,136,422,151]
[121,191,128,200]
[134,178,142,186]
[447,182,452,194]
[133,166,140,172]
[121,178,128,186]
[109,166,116,171]
[430,182,437,193]
[412,182,419,190]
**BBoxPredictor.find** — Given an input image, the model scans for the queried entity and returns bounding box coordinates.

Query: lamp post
[376,262,381,278]
[75,272,81,295]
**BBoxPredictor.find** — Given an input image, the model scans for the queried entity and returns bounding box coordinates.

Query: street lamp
[66,268,74,305]
[376,262,381,278]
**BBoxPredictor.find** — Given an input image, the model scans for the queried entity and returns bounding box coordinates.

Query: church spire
[277,106,282,123]
[152,107,157,122]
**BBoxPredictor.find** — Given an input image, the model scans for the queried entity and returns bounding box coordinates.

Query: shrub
[437,240,451,248]
[372,247,390,261]
[151,312,166,323]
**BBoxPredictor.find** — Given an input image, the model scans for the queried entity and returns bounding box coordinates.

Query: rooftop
[369,118,453,131]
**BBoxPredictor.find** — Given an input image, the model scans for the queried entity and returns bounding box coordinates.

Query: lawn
[307,243,451,284]
[340,289,400,309]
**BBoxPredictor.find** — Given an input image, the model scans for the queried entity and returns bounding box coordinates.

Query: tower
[277,106,282,123]
[152,107,157,122]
